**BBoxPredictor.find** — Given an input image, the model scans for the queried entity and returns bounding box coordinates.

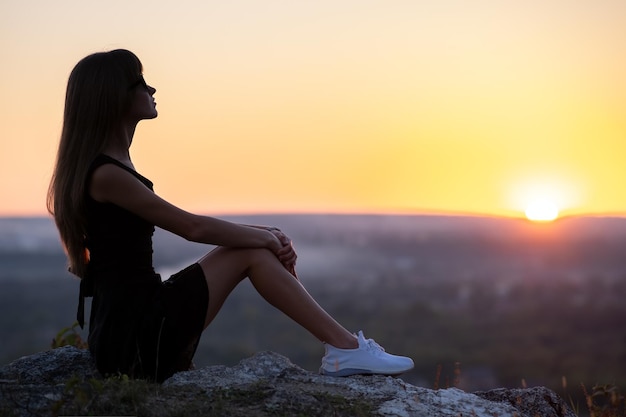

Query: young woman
[47,49,414,382]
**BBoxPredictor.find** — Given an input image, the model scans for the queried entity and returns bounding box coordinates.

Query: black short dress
[77,154,209,382]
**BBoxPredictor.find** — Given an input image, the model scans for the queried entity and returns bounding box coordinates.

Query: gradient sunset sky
[1,1,625,218]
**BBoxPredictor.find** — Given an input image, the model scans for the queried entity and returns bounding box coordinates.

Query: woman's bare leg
[198,247,358,349]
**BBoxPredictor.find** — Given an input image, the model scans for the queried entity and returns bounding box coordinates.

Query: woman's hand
[268,228,299,279]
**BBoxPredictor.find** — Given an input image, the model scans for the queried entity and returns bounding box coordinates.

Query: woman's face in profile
[125,75,158,123]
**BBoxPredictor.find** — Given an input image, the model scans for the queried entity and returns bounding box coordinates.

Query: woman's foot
[319,331,414,377]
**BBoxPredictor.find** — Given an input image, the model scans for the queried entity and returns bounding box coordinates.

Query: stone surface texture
[0,346,576,417]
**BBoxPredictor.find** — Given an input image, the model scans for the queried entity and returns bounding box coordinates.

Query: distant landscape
[1,214,625,407]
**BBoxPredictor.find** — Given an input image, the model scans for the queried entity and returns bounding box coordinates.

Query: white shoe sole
[320,366,413,377]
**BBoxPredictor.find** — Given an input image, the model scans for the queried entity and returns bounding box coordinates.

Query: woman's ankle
[327,333,358,350]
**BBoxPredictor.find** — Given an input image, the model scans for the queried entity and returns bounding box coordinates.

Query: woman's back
[85,154,156,276]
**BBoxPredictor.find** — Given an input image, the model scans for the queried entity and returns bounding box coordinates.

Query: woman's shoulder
[88,162,155,205]
[88,154,153,191]
[90,154,130,172]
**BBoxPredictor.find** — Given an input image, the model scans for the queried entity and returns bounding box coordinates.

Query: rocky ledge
[0,346,575,417]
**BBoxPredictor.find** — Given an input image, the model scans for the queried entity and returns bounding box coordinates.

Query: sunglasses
[128,75,148,91]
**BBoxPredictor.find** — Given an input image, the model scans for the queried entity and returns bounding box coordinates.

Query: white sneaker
[319,331,414,377]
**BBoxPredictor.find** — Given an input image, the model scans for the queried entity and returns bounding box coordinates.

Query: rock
[0,345,98,385]
[475,387,577,417]
[0,347,576,417]
[0,346,99,417]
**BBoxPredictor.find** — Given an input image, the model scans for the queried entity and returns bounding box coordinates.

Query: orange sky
[1,1,625,218]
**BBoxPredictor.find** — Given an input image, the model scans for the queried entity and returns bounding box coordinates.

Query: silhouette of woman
[47,49,413,382]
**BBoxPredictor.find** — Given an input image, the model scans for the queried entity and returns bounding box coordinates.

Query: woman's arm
[89,163,283,253]
[242,224,298,278]
[238,223,283,235]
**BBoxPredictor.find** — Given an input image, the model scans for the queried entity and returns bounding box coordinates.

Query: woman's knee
[246,247,276,263]
[209,246,272,259]
[199,246,274,274]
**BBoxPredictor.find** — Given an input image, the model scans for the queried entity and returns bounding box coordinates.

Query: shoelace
[364,337,386,354]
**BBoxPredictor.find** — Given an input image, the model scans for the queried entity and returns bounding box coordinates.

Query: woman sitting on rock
[47,49,414,382]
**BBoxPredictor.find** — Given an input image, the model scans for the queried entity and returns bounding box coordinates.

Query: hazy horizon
[3,209,626,220]
[1,213,625,401]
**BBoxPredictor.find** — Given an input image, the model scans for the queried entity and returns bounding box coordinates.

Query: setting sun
[525,200,559,222]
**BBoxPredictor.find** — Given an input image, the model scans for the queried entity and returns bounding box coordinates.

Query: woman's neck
[103,124,136,166]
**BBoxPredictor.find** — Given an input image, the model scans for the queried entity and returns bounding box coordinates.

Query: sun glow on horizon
[508,174,583,222]
[525,199,560,222]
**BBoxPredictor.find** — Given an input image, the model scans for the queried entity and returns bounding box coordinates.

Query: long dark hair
[47,49,143,278]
